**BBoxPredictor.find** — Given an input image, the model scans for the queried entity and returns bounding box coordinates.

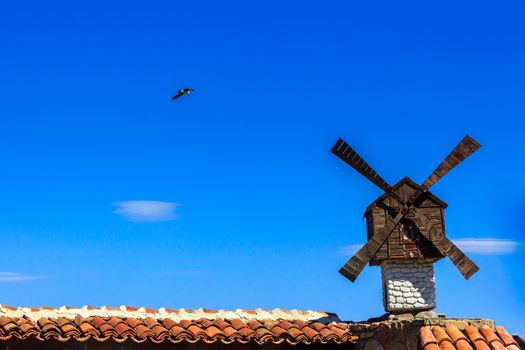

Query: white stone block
[381,259,437,313]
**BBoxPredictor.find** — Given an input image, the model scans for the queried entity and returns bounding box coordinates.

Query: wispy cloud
[156,270,206,277]
[339,244,363,255]
[0,272,47,282]
[113,201,179,222]
[454,238,520,255]
[340,238,521,256]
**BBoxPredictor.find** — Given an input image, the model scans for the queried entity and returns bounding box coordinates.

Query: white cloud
[156,270,206,277]
[113,200,179,222]
[0,272,47,282]
[340,238,520,256]
[453,238,520,255]
[339,244,363,255]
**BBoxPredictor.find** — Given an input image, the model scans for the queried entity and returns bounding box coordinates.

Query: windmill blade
[339,210,408,282]
[331,138,392,192]
[436,236,479,279]
[339,241,378,282]
[421,135,481,191]
[405,206,479,280]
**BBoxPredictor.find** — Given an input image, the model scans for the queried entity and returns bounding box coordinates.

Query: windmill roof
[365,176,448,212]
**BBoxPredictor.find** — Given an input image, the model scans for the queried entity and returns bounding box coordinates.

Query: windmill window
[400,220,419,242]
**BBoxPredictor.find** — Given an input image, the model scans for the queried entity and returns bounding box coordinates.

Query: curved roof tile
[0,305,356,345]
[420,325,521,350]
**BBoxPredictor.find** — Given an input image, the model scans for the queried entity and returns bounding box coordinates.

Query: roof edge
[0,305,341,323]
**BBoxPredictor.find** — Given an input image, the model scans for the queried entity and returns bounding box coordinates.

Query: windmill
[331,135,480,313]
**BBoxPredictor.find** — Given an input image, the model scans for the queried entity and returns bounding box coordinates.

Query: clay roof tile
[168,325,188,337]
[41,321,61,333]
[432,325,453,344]
[248,319,264,330]
[310,322,326,332]
[160,318,177,330]
[229,319,248,330]
[178,319,193,329]
[89,316,107,328]
[151,325,170,338]
[287,327,305,339]
[495,327,519,347]
[114,322,133,337]
[78,321,98,335]
[213,319,230,330]
[465,326,485,343]
[255,327,273,337]
[424,344,441,350]
[116,316,131,326]
[326,324,345,337]
[144,317,161,328]
[446,324,468,342]
[478,326,500,344]
[220,326,238,337]
[319,327,337,339]
[237,327,255,337]
[0,317,15,327]
[293,319,308,329]
[204,325,224,338]
[278,320,294,330]
[197,318,214,328]
[59,322,81,337]
[99,323,117,336]
[18,322,36,333]
[124,318,143,329]
[187,324,206,337]
[420,327,439,348]
[301,326,320,340]
[455,339,474,350]
[134,324,155,339]
[439,341,457,350]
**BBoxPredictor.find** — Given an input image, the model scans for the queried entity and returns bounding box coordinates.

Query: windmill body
[365,177,446,313]
[332,136,481,314]
[365,177,445,266]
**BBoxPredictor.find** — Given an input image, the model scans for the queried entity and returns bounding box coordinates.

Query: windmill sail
[331,138,391,192]
[421,135,480,191]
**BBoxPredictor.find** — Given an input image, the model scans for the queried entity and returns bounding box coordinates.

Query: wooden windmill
[331,135,480,313]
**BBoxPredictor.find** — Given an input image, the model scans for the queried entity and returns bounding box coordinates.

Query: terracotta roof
[0,305,357,345]
[419,324,521,350]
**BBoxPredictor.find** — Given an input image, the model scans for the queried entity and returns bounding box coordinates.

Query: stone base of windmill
[381,259,437,314]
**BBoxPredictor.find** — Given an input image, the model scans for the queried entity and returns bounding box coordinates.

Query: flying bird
[171,88,195,101]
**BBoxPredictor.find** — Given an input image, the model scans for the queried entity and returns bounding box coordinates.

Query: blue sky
[1,0,524,334]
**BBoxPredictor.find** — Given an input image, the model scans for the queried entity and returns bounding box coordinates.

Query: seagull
[171,88,195,101]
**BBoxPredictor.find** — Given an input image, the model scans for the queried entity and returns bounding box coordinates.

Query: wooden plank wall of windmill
[366,183,445,265]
